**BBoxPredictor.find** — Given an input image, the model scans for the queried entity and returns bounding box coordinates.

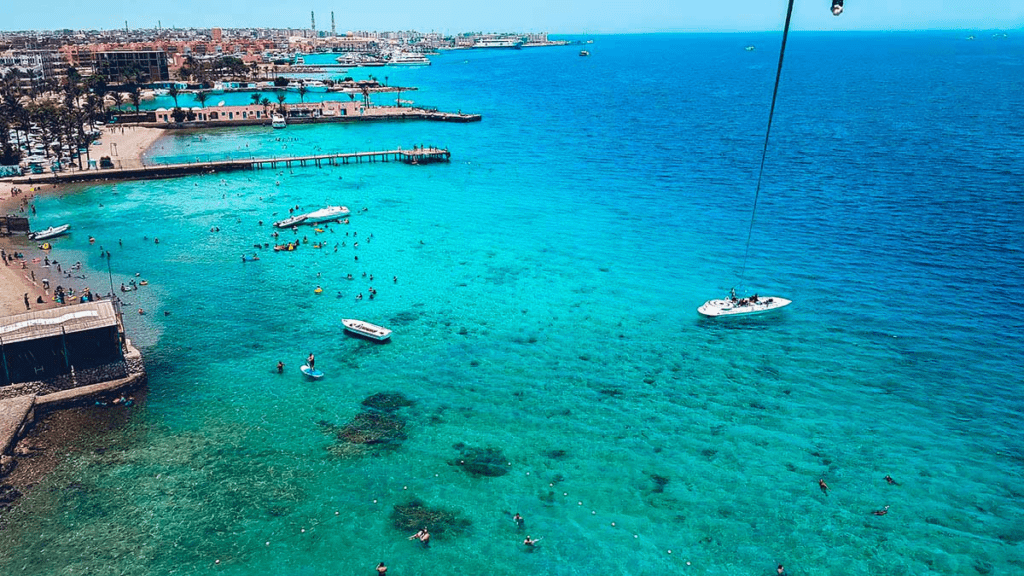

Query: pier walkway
[8,147,452,186]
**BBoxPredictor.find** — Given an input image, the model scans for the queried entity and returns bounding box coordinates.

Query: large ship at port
[472,36,524,49]
[387,52,431,66]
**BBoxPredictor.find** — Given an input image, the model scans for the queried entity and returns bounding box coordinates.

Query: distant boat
[745,45,756,51]
[579,50,590,57]
[342,318,392,341]
[304,205,350,223]
[300,364,324,379]
[697,294,791,318]
[273,214,306,228]
[29,224,70,240]
[272,114,287,129]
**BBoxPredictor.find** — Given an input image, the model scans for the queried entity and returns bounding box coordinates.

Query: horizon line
[1,26,1022,34]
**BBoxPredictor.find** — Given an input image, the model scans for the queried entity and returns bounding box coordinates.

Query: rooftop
[0,300,118,345]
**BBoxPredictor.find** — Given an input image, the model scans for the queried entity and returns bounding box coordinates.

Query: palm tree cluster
[1,66,115,170]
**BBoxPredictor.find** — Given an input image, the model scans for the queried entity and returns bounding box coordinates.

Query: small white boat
[272,114,287,129]
[273,214,307,228]
[29,224,71,240]
[342,319,392,341]
[698,294,791,318]
[304,205,350,223]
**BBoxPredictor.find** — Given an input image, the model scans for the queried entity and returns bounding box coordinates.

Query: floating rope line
[740,0,796,285]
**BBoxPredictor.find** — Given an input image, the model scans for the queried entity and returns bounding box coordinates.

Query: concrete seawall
[0,345,146,460]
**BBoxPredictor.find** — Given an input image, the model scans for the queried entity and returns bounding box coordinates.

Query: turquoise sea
[3,33,1024,575]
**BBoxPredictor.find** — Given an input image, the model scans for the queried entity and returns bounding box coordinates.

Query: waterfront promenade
[8,147,452,186]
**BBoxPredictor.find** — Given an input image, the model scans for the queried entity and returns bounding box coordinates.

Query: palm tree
[168,86,180,108]
[297,85,308,103]
[129,86,142,120]
[195,91,209,108]
[251,92,262,106]
[275,93,287,113]
[261,97,271,118]
[109,90,124,113]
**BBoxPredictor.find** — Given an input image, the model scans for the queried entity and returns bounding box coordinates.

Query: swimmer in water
[884,475,897,485]
[873,505,890,516]
[408,528,429,546]
[523,536,540,547]
[513,512,524,530]
[819,478,829,495]
[777,565,787,576]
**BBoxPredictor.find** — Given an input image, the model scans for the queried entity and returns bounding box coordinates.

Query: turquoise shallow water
[2,33,1023,575]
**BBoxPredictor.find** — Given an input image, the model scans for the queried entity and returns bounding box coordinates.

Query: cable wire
[740,0,796,285]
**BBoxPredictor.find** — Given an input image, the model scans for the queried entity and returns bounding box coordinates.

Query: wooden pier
[9,147,452,186]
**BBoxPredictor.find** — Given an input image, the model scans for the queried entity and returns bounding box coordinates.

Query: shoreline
[0,126,165,317]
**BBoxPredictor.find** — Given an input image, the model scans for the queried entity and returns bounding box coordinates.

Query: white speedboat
[304,205,350,223]
[272,114,287,129]
[273,214,307,228]
[29,224,71,240]
[342,319,392,341]
[698,295,791,318]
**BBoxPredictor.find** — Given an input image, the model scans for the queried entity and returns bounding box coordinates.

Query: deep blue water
[2,33,1023,575]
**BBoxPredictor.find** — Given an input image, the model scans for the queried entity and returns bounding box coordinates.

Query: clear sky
[3,1,1022,33]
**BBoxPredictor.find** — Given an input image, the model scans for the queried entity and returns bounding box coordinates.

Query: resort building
[0,50,65,89]
[93,50,169,81]
[152,100,365,124]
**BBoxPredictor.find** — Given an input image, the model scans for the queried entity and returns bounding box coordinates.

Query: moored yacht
[388,52,431,66]
[473,37,524,49]
[273,214,306,228]
[271,114,287,129]
[304,205,350,222]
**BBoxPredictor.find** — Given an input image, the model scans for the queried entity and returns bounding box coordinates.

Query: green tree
[195,90,209,108]
[297,85,308,103]
[168,86,180,108]
[251,92,262,106]
[275,92,286,113]
[129,85,142,119]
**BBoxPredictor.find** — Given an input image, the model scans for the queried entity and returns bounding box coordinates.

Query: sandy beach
[0,125,166,317]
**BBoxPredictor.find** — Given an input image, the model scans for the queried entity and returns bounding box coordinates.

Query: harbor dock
[9,147,452,186]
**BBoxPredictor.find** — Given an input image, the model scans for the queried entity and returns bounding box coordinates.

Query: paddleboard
[300,365,324,379]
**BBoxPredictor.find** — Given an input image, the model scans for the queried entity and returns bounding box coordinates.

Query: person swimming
[819,478,829,495]
[884,475,898,485]
[873,505,890,516]
[408,528,430,546]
